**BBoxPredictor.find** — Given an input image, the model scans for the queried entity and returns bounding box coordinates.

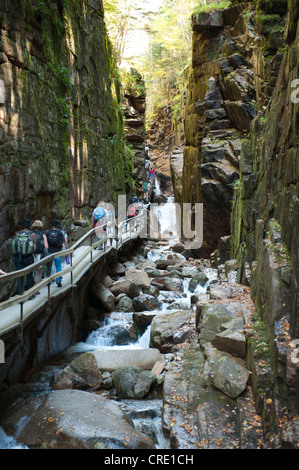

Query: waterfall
[0,427,27,449]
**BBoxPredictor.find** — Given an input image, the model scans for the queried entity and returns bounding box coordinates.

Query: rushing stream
[0,181,216,449]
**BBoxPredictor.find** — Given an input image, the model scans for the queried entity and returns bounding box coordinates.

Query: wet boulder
[91,281,115,312]
[142,285,160,298]
[111,366,157,399]
[1,390,155,449]
[154,259,177,270]
[116,295,134,312]
[181,266,201,277]
[213,356,250,398]
[133,310,159,331]
[133,294,162,312]
[93,348,164,372]
[110,279,141,298]
[197,303,243,343]
[188,272,209,292]
[150,310,193,353]
[125,269,151,289]
[50,352,103,391]
[151,276,183,292]
[212,317,246,358]
[108,261,126,276]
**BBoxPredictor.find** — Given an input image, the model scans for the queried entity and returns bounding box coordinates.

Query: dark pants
[14,255,35,294]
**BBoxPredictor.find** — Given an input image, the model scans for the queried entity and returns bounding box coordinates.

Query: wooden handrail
[0,209,147,323]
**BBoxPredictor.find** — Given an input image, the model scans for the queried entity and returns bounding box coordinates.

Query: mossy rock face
[0,0,133,270]
[256,0,288,14]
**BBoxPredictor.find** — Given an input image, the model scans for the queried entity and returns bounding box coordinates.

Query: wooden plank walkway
[0,245,109,336]
[0,219,141,338]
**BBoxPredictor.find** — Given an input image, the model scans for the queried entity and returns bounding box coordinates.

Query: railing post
[90,231,93,264]
[20,301,23,325]
[47,281,51,309]
[70,253,73,285]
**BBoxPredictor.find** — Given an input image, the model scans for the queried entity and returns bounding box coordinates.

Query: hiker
[105,203,117,244]
[91,204,108,249]
[91,204,108,229]
[126,204,138,231]
[58,222,69,269]
[149,167,155,181]
[143,181,148,198]
[140,196,150,210]
[31,220,49,287]
[145,146,150,159]
[145,159,150,170]
[12,217,37,296]
[130,193,139,204]
[45,219,65,288]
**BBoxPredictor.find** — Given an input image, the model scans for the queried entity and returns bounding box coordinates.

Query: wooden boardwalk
[0,212,146,339]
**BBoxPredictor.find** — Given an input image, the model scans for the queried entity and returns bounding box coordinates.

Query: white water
[0,427,28,449]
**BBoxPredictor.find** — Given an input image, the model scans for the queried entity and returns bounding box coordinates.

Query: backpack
[33,231,44,254]
[46,228,63,249]
[13,231,34,259]
[94,207,106,221]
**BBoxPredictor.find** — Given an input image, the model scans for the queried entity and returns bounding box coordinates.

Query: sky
[121,0,164,64]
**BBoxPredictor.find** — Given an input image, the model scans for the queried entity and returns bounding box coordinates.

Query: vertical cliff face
[122,68,146,197]
[230,0,299,425]
[231,0,298,338]
[177,0,299,422]
[0,0,132,272]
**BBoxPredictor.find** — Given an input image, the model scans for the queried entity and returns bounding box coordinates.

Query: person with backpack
[31,220,49,287]
[12,218,37,296]
[130,194,139,204]
[58,222,69,269]
[145,146,150,159]
[149,167,156,181]
[45,219,65,287]
[91,204,108,250]
[143,181,149,198]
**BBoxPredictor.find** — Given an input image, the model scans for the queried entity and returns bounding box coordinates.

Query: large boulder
[91,281,115,312]
[125,269,151,289]
[116,295,134,312]
[111,366,157,399]
[92,348,164,372]
[151,276,183,292]
[133,294,162,312]
[150,310,192,353]
[198,303,243,343]
[110,279,141,298]
[213,356,250,398]
[212,317,246,358]
[50,352,103,391]
[1,390,155,449]
[133,310,160,331]
[188,272,209,292]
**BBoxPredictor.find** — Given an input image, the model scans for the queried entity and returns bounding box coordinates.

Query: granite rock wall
[0,0,132,279]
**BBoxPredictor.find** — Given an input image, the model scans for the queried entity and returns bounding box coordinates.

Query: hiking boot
[28,295,36,300]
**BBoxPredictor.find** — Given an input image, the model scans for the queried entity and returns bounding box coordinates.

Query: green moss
[192,1,232,14]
